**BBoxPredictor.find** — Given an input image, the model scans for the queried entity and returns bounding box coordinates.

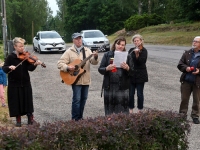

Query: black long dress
[98,51,130,115]
[2,51,37,117]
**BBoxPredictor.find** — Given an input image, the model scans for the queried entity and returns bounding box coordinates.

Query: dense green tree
[1,0,200,44]
[5,0,49,43]
[64,0,132,42]
[55,0,67,39]
[176,0,200,21]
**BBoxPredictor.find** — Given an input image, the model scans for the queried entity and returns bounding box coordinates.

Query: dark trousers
[129,82,145,110]
[179,81,200,118]
[71,85,89,121]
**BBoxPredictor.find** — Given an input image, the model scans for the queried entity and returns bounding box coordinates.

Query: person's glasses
[193,40,200,43]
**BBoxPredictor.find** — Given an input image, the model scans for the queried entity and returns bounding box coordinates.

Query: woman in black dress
[2,37,42,127]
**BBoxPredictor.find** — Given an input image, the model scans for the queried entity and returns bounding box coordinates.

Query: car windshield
[84,31,104,38]
[41,32,61,39]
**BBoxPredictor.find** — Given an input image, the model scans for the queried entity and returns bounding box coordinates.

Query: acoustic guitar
[60,45,105,85]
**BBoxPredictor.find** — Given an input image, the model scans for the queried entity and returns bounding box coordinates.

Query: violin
[17,51,46,68]
[129,43,143,55]
[137,44,143,51]
[134,43,143,51]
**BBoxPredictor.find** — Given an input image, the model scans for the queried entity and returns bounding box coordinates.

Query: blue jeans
[72,85,89,121]
[129,83,145,110]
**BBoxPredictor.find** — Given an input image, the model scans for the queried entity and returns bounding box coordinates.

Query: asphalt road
[17,44,199,150]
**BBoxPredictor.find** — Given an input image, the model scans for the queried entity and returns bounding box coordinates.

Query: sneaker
[192,118,200,124]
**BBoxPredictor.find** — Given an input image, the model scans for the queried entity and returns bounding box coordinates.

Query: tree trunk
[148,0,151,14]
[138,0,142,15]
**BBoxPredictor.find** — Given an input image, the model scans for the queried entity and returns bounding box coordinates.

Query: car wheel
[33,44,37,52]
[38,45,43,54]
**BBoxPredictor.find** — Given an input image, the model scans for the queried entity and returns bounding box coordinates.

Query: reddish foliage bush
[0,110,190,150]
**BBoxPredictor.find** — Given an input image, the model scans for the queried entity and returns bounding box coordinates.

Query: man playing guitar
[57,32,99,121]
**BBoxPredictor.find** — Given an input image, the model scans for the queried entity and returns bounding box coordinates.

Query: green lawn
[107,22,200,46]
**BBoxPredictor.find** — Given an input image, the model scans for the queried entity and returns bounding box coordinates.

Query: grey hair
[131,34,144,44]
[194,36,200,39]
[13,37,25,46]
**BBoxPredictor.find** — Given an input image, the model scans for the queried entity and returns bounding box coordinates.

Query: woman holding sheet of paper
[98,36,132,115]
[128,34,148,114]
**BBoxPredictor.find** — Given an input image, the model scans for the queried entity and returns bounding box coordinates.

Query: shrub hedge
[124,14,164,31]
[0,110,190,150]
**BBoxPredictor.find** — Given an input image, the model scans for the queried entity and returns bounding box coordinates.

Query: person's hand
[67,65,75,71]
[192,68,199,75]
[121,62,129,71]
[9,65,16,70]
[186,67,193,72]
[106,64,116,71]
[34,60,42,66]
[92,51,98,59]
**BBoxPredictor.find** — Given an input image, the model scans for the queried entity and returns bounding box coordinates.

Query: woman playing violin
[128,34,148,114]
[2,37,41,127]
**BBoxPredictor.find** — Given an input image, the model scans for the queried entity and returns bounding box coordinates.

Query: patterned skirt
[104,83,129,115]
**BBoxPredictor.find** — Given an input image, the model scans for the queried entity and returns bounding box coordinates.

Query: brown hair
[111,36,126,51]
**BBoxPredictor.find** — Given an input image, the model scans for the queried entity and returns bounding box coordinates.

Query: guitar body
[60,59,86,85]
[60,45,105,85]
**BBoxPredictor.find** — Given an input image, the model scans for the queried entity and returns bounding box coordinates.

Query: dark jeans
[71,85,89,121]
[179,81,200,118]
[129,82,145,110]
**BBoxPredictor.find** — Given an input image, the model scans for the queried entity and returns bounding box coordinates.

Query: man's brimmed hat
[72,33,82,39]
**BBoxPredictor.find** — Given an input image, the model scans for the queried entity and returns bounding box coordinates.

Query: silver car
[80,30,110,52]
[33,31,66,54]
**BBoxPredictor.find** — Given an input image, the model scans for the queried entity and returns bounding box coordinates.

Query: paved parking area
[11,45,200,150]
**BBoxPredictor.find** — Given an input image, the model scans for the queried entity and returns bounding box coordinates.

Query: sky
[47,0,59,17]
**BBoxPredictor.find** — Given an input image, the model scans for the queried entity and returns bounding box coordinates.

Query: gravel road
[15,44,199,150]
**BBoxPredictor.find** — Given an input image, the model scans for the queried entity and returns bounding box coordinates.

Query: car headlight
[40,43,46,46]
[61,42,65,45]
[104,40,110,44]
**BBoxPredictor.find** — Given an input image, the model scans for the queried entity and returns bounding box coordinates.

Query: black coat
[177,49,200,87]
[2,52,37,87]
[128,47,148,83]
[98,51,130,91]
[2,52,37,117]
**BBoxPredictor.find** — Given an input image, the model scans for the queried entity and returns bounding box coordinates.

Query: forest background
[0,0,200,45]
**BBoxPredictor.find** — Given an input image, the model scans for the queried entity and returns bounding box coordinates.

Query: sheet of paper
[113,51,128,67]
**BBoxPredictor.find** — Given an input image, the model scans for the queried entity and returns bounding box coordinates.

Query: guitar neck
[78,45,104,67]
[79,54,93,67]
